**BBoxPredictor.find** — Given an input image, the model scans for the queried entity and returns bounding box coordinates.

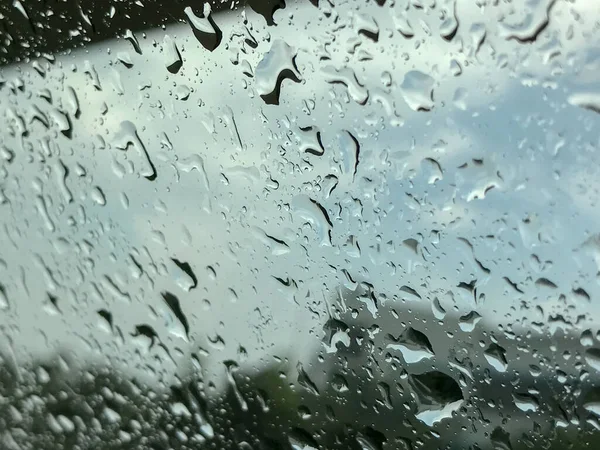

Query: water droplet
[184,5,222,51]
[440,3,459,41]
[356,427,386,450]
[54,159,72,204]
[224,360,248,411]
[338,130,361,179]
[295,125,324,156]
[292,195,333,246]
[251,226,291,256]
[432,297,446,320]
[400,71,435,111]
[332,374,349,393]
[501,0,557,43]
[124,29,142,54]
[458,311,482,332]
[377,382,393,409]
[174,83,191,101]
[321,65,369,105]
[322,318,351,354]
[453,87,468,110]
[113,121,157,180]
[581,329,594,346]
[35,195,55,232]
[163,34,182,74]
[117,51,133,68]
[297,362,319,396]
[354,14,379,42]
[393,11,414,38]
[12,0,29,20]
[288,427,318,450]
[161,291,190,341]
[49,108,72,137]
[568,92,600,115]
[513,392,539,412]
[0,284,9,310]
[484,343,508,372]
[169,259,197,292]
[491,427,513,450]
[97,309,113,333]
[64,86,80,118]
[386,328,434,363]
[585,348,600,371]
[90,186,106,206]
[255,40,300,105]
[408,371,463,426]
[83,60,102,90]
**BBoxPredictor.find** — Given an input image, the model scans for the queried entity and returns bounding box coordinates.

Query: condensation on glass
[0,0,600,449]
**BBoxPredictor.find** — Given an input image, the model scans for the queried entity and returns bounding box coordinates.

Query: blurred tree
[0,282,598,449]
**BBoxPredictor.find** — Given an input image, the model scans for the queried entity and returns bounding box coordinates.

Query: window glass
[1,0,600,449]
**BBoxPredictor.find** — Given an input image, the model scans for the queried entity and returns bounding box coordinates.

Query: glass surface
[1,0,600,448]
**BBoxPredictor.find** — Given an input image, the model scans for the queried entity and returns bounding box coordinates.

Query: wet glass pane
[1,0,600,448]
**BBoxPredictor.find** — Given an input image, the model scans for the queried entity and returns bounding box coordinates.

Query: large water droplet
[568,92,600,115]
[501,0,557,43]
[247,0,286,26]
[484,343,508,372]
[386,327,434,363]
[321,65,369,105]
[113,121,157,180]
[163,34,182,74]
[184,4,222,51]
[585,348,600,371]
[491,427,513,450]
[161,291,190,341]
[408,371,463,425]
[400,71,435,111]
[292,195,333,246]
[288,427,318,450]
[255,40,300,105]
[513,392,539,412]
[458,311,482,332]
[224,360,248,411]
[297,362,320,396]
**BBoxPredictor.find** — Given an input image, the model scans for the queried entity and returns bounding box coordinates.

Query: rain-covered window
[1,0,600,448]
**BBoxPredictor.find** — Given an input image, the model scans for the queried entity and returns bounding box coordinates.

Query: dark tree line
[1,283,599,449]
